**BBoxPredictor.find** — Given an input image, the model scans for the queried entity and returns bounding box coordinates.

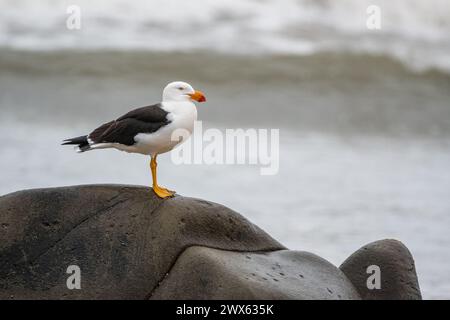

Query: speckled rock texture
[340,239,422,300]
[0,185,421,300]
[150,246,360,300]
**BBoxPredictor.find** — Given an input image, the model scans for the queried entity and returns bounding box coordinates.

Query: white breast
[133,101,197,156]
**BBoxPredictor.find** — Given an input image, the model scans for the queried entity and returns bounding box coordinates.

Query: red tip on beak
[189,90,206,102]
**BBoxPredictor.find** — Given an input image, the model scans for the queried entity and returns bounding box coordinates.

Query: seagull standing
[62,81,206,198]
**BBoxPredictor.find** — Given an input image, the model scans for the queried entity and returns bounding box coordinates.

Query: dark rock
[150,246,360,300]
[339,239,422,300]
[0,185,283,299]
[0,185,422,300]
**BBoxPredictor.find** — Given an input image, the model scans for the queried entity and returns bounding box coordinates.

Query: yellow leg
[150,155,175,198]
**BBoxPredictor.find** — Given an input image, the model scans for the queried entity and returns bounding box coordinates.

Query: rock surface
[0,185,422,299]
[150,246,360,300]
[0,185,283,299]
[340,239,422,300]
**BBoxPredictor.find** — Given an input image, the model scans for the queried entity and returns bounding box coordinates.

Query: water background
[1,0,450,298]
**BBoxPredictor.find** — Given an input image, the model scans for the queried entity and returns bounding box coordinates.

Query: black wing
[88,104,170,146]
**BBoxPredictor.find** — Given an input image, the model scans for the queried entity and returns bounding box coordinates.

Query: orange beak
[189,90,206,102]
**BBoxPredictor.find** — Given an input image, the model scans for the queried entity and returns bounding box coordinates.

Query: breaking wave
[0,0,449,73]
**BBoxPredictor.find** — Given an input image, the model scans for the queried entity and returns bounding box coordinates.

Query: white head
[162,81,206,103]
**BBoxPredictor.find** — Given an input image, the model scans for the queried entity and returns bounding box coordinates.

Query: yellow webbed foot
[152,185,176,198]
[160,186,176,194]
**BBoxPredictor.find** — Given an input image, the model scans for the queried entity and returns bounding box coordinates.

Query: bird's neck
[161,100,196,115]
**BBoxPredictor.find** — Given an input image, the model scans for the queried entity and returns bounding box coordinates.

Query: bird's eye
[178,87,184,90]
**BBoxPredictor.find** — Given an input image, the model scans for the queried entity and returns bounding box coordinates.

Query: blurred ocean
[1,0,450,298]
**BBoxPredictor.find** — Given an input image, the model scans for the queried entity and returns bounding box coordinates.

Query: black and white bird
[62,81,206,198]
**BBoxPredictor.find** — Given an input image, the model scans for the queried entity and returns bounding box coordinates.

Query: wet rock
[0,185,282,299]
[0,185,422,300]
[339,239,422,300]
[150,246,360,300]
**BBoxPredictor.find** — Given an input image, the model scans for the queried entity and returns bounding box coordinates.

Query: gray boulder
[0,185,421,300]
[0,185,283,299]
[150,246,359,299]
[340,239,422,300]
